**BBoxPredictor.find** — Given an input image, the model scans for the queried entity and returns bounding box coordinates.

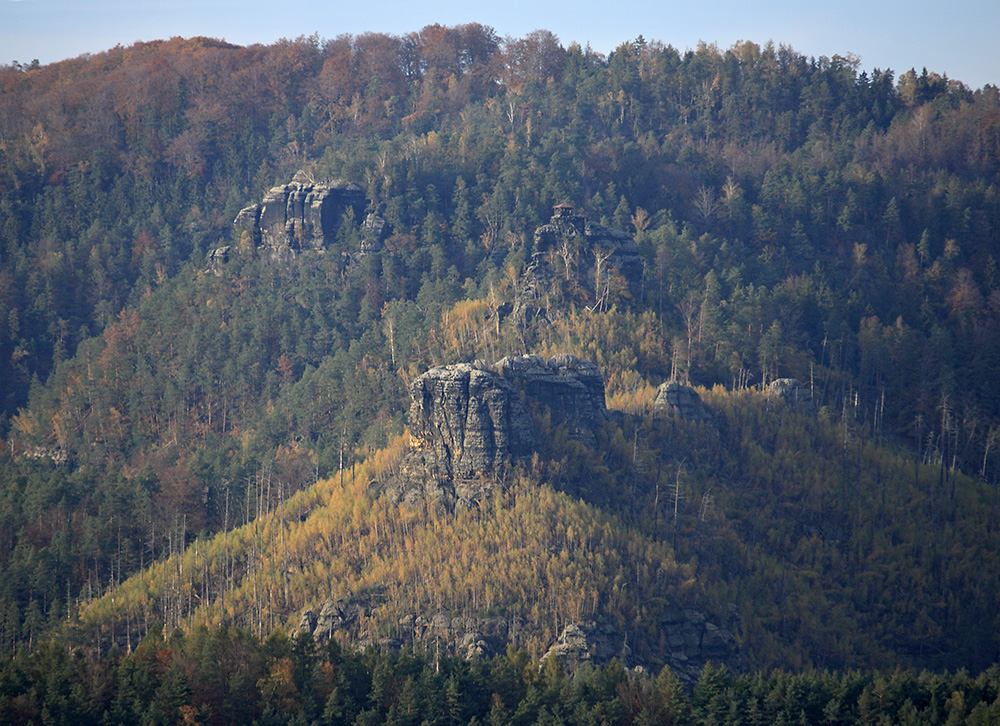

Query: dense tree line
[3,628,1000,726]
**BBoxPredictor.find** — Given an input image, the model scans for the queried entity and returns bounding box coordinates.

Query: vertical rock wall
[234,177,365,260]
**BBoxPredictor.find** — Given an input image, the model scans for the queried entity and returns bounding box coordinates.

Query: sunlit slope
[76,433,699,664]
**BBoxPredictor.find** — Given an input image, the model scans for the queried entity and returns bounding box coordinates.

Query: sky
[2,0,998,90]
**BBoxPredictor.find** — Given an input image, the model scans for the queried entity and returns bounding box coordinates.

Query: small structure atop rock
[530,204,643,300]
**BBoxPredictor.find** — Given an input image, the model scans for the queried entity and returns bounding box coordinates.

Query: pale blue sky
[2,0,997,90]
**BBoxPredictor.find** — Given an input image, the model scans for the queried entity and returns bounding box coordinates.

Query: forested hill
[1,27,1000,673]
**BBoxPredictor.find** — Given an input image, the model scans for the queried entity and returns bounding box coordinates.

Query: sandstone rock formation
[380,354,609,507]
[207,245,230,274]
[407,362,534,481]
[234,175,365,261]
[540,622,628,667]
[540,610,741,681]
[298,596,741,682]
[361,211,390,248]
[531,204,643,301]
[658,608,741,682]
[768,378,813,410]
[300,595,519,660]
[653,381,716,422]
[495,353,607,442]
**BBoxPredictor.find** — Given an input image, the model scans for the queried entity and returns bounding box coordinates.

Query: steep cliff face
[494,353,607,442]
[407,362,535,481]
[381,354,608,507]
[234,175,365,260]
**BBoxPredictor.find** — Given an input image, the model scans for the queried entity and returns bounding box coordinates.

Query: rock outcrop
[207,245,230,274]
[541,622,629,667]
[653,381,716,422]
[361,211,390,248]
[407,362,535,481]
[381,354,608,507]
[768,378,813,410]
[659,608,741,682]
[531,203,643,297]
[538,610,741,680]
[494,353,607,442]
[298,597,740,682]
[234,175,365,261]
[300,595,520,660]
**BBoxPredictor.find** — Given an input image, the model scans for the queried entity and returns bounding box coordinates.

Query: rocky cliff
[540,609,740,681]
[653,381,716,422]
[407,361,535,481]
[380,354,608,507]
[234,173,366,260]
[298,593,742,682]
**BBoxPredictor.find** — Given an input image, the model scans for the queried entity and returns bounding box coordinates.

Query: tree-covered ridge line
[3,628,1000,726]
[2,28,997,431]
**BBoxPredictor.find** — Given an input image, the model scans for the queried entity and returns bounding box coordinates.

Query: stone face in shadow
[381,354,609,508]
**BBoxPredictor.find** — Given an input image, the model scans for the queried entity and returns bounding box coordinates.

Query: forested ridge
[1,24,1000,697]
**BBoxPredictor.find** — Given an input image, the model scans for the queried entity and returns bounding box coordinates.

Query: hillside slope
[75,349,1000,673]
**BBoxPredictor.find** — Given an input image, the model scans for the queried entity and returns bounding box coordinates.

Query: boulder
[653,381,715,422]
